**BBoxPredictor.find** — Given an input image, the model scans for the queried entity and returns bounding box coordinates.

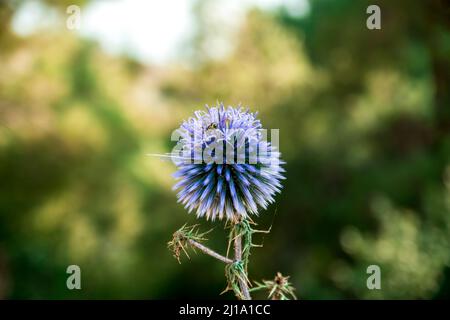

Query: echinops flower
[172,103,285,221]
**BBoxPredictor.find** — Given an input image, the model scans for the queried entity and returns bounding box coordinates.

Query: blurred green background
[1,0,450,299]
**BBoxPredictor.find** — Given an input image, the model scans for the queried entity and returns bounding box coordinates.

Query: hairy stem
[234,233,251,300]
[188,239,233,264]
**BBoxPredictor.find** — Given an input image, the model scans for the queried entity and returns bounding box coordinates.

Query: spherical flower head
[172,103,285,221]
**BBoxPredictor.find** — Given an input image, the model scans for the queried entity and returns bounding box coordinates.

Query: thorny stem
[188,238,233,264]
[170,222,295,301]
[233,228,251,300]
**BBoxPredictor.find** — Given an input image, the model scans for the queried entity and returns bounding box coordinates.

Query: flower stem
[233,232,251,300]
[188,238,233,264]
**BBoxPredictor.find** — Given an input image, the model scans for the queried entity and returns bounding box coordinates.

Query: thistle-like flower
[172,103,285,221]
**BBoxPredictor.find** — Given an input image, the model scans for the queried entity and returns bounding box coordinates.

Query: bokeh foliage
[0,0,449,299]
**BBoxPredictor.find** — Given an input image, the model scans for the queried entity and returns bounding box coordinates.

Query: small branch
[234,233,251,300]
[188,239,233,264]
[168,224,230,264]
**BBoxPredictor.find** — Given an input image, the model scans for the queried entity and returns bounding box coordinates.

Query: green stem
[233,230,251,300]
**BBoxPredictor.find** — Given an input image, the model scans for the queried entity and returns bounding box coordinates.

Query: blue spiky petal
[172,103,285,221]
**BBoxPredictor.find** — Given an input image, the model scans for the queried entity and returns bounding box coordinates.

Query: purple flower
[172,103,285,221]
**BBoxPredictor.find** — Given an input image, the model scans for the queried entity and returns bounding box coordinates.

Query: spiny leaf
[250,272,297,300]
[168,224,212,263]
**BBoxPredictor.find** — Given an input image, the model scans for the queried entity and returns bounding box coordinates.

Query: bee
[206,122,218,130]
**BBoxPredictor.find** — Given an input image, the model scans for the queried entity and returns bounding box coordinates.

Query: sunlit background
[0,0,449,299]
